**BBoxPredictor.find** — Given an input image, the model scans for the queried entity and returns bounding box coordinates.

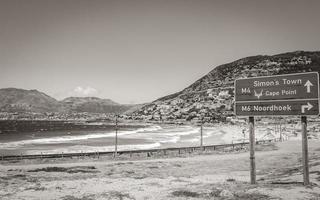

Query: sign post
[249,116,256,184]
[301,116,309,185]
[234,72,319,185]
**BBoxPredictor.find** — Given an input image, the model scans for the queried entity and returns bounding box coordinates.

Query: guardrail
[0,138,280,161]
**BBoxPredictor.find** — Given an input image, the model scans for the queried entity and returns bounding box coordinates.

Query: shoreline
[0,121,300,156]
[1,139,275,167]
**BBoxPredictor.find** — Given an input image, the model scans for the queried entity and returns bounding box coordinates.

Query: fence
[0,138,280,161]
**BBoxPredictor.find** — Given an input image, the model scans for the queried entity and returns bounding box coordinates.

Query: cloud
[72,86,98,96]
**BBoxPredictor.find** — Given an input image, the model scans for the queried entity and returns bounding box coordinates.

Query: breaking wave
[0,125,162,149]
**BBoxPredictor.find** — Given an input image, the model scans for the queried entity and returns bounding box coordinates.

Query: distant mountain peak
[62,96,119,105]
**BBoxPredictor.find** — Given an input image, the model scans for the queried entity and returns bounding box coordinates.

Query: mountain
[0,88,134,114]
[0,88,61,112]
[131,51,320,122]
[61,97,132,114]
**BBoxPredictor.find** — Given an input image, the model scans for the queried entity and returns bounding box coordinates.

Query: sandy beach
[1,122,300,156]
[1,139,320,200]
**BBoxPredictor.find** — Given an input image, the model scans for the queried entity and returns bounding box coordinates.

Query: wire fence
[0,138,283,161]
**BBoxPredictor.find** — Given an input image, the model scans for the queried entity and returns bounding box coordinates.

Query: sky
[1,0,320,104]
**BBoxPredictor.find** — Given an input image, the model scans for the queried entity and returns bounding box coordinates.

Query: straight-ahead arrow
[304,80,314,93]
[301,102,313,113]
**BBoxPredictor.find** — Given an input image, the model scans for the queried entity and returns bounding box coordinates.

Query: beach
[0,121,305,156]
[1,121,320,199]
[1,139,320,199]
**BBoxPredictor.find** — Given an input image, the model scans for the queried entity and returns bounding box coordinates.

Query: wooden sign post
[249,116,256,184]
[235,72,319,185]
[301,116,309,185]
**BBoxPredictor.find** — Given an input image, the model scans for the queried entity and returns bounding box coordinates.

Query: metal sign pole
[249,116,256,184]
[301,116,310,185]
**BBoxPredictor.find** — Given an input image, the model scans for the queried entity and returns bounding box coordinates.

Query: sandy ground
[1,140,320,200]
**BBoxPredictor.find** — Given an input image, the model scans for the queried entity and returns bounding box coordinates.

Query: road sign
[235,99,319,116]
[235,72,319,116]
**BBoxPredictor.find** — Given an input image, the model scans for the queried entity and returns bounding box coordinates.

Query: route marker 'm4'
[235,72,319,116]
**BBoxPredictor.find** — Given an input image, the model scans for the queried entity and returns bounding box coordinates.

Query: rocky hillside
[130,51,320,122]
[0,88,134,114]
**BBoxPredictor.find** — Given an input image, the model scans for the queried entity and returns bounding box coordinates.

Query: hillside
[0,88,61,113]
[61,97,132,114]
[130,51,320,122]
[0,89,134,114]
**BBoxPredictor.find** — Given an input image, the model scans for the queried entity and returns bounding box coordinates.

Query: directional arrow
[304,80,314,93]
[301,102,313,113]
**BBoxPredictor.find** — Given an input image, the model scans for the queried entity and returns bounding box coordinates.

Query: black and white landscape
[1,1,320,200]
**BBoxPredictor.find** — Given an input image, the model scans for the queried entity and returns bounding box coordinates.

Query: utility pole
[274,121,277,137]
[200,118,203,151]
[114,114,118,158]
[279,123,282,142]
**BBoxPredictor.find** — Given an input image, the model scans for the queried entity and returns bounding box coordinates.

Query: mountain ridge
[0,88,135,114]
[130,51,320,122]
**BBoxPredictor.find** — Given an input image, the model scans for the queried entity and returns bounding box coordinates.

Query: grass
[61,195,95,200]
[170,183,275,200]
[233,192,271,200]
[226,178,236,182]
[209,187,223,197]
[173,163,182,167]
[171,190,201,198]
[148,165,160,169]
[28,166,99,174]
[133,175,147,179]
[255,143,279,152]
[0,174,27,181]
[101,191,135,200]
[25,186,46,191]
